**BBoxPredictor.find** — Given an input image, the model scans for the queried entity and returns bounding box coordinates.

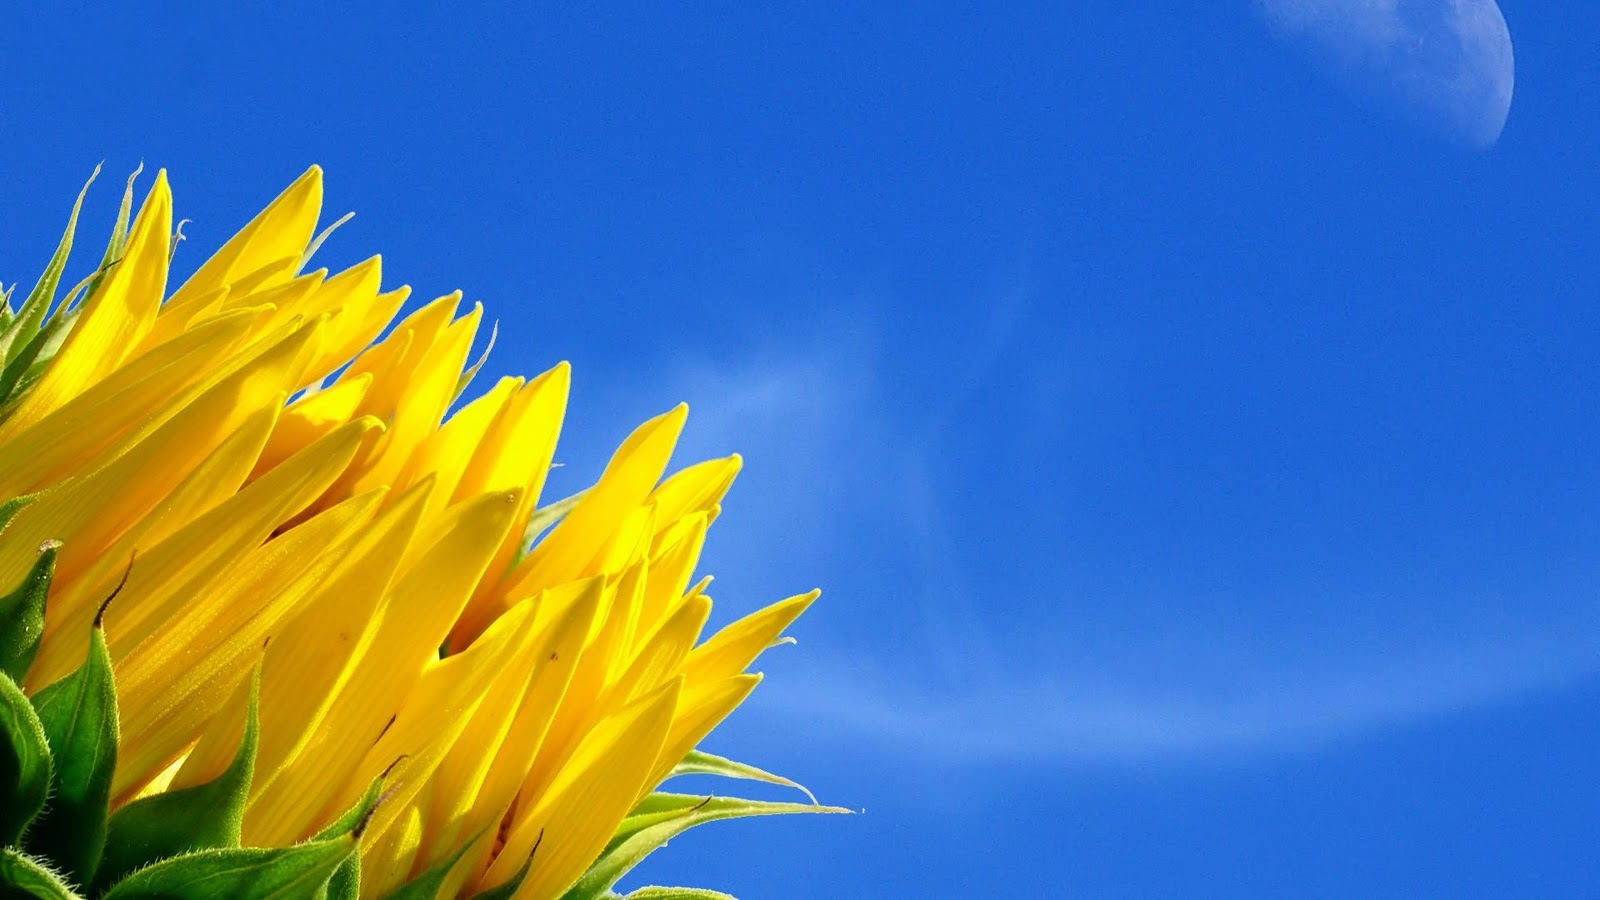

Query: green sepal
[468,858,532,900]
[383,827,484,900]
[561,793,847,900]
[0,165,96,366]
[74,166,141,316]
[518,489,586,559]
[614,889,737,900]
[95,670,261,893]
[667,750,818,804]
[0,494,37,531]
[0,847,81,899]
[304,773,385,900]
[98,836,356,900]
[322,852,360,900]
[0,318,65,412]
[451,320,498,404]
[313,773,386,842]
[0,536,56,682]
[0,670,51,847]
[24,625,119,885]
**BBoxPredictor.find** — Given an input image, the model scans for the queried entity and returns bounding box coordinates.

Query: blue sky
[3,1,1599,895]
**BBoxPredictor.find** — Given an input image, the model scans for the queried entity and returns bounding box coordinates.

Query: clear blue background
[3,2,1599,896]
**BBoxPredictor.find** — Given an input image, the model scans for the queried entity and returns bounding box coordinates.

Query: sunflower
[0,165,840,900]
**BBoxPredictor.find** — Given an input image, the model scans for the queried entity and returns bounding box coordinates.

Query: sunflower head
[0,166,842,900]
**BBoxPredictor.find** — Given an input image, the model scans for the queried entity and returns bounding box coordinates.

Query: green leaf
[98,836,356,900]
[24,624,119,885]
[297,211,354,273]
[518,488,586,559]
[0,165,97,366]
[95,670,261,893]
[561,793,847,900]
[0,536,56,683]
[0,847,81,899]
[383,828,483,900]
[667,750,817,804]
[0,670,51,846]
[0,320,61,409]
[74,166,141,315]
[313,773,386,842]
[468,858,532,900]
[322,852,360,900]
[618,888,737,900]
[0,494,37,531]
[304,772,386,900]
[451,319,497,404]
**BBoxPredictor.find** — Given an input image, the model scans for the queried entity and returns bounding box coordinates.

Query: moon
[1256,0,1516,148]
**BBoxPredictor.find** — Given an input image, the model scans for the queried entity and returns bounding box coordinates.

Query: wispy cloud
[762,632,1600,764]
[641,315,1600,767]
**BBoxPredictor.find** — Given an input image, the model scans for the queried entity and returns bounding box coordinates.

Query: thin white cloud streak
[651,323,1600,766]
[763,635,1600,763]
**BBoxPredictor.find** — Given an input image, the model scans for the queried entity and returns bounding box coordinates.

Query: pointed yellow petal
[681,590,819,685]
[243,487,520,844]
[134,285,230,352]
[165,166,322,312]
[114,489,384,799]
[504,404,687,599]
[243,478,432,806]
[349,300,479,496]
[340,602,529,857]
[25,414,378,692]
[647,673,762,790]
[515,575,634,810]
[465,586,599,856]
[0,306,269,498]
[362,805,425,898]
[396,375,521,519]
[0,385,280,600]
[637,513,710,633]
[609,592,711,708]
[648,454,742,530]
[2,171,172,434]
[483,678,680,895]
[251,373,372,478]
[309,285,409,378]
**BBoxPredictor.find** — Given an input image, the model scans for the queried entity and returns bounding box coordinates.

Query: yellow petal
[114,488,384,800]
[309,285,410,379]
[481,678,680,895]
[681,590,819,685]
[2,171,172,434]
[362,805,425,898]
[164,166,322,312]
[242,477,432,805]
[243,487,520,844]
[25,414,377,691]
[637,512,710,634]
[0,306,270,498]
[503,404,687,601]
[396,376,521,520]
[608,591,711,709]
[647,673,762,791]
[341,601,530,864]
[648,454,742,531]
[251,373,373,479]
[349,300,480,496]
[465,585,600,857]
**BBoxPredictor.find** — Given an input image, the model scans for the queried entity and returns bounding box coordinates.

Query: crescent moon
[1257,0,1516,148]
